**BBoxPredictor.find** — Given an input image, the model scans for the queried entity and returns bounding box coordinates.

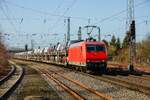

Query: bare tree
[0,32,9,74]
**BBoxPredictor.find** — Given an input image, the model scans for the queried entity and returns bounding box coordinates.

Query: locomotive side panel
[68,42,86,66]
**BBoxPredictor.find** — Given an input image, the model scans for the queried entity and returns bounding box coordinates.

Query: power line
[0,1,18,33]
[52,0,65,14]
[43,0,65,33]
[94,0,150,25]
[49,0,77,33]
[105,18,150,38]
[2,0,18,24]
[2,0,150,40]
[5,1,65,17]
[4,0,149,24]
[5,0,87,20]
[41,0,65,25]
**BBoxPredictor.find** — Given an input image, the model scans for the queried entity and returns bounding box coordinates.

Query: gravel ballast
[13,60,150,100]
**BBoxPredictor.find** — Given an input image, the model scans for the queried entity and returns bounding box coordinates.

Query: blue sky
[0,0,150,49]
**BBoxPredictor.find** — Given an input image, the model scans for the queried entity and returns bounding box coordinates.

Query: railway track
[13,59,150,99]
[44,63,150,96]
[126,75,150,81]
[62,68,150,96]
[80,73,150,96]
[44,64,150,96]
[36,67,112,100]
[0,65,16,85]
[108,62,150,73]
[0,62,24,99]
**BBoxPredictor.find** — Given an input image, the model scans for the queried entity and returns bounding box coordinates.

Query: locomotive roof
[85,41,105,45]
[69,41,105,48]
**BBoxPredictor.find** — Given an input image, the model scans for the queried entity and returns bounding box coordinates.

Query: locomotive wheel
[82,67,87,73]
[83,67,91,73]
[99,66,107,74]
[79,66,82,72]
[74,66,79,71]
[79,66,81,71]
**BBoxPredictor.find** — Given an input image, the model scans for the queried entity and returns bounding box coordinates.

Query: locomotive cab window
[87,45,95,52]
[87,45,105,52]
[96,45,105,52]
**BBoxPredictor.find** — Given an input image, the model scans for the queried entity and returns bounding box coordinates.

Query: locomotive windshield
[87,45,105,52]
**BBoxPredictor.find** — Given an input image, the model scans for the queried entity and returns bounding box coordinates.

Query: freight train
[14,39,108,73]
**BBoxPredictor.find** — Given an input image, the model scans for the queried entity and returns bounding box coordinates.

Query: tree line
[102,34,150,64]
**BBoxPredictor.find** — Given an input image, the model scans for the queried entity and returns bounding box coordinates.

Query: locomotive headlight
[102,60,105,62]
[87,60,90,62]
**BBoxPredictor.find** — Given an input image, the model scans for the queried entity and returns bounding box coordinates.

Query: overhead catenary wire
[0,1,18,33]
[105,19,150,39]
[2,0,19,24]
[41,0,65,33]
[94,0,150,25]
[49,0,77,33]
[2,0,24,35]
[50,0,150,34]
[4,0,87,20]
[43,0,65,32]
[4,0,149,24]
[52,0,65,14]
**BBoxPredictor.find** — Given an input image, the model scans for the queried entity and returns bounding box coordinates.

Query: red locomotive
[68,41,107,72]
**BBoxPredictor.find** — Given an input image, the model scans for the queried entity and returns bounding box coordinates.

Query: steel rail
[0,64,24,99]
[129,75,150,81]
[81,73,150,96]
[0,65,16,85]
[46,69,112,100]
[38,69,85,100]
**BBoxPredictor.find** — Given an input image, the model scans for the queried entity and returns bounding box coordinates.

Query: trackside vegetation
[104,34,150,65]
[0,32,9,75]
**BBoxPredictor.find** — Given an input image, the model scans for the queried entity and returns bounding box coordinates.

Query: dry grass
[0,32,9,76]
